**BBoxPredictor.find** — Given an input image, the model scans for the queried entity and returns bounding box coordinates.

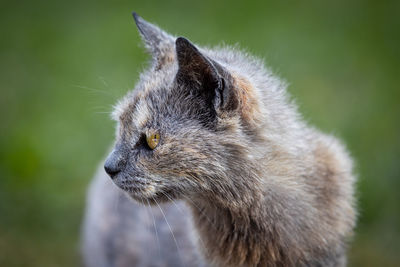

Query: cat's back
[82,164,204,267]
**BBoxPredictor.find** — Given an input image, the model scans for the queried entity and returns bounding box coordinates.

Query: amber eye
[146,133,160,150]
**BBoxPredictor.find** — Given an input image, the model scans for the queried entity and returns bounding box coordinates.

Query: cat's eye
[146,133,160,150]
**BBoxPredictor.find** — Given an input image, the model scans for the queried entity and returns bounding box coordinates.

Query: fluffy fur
[82,13,356,267]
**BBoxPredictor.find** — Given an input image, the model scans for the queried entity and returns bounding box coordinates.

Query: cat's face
[106,74,222,203]
[104,14,261,205]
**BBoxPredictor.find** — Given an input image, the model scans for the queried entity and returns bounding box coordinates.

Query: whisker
[152,197,185,266]
[145,198,161,256]
[93,111,111,114]
[86,105,114,118]
[160,191,182,212]
[161,191,207,251]
[98,76,109,87]
[181,194,218,231]
[138,197,153,258]
[72,84,116,98]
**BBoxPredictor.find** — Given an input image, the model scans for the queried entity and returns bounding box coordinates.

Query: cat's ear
[132,12,175,70]
[175,37,236,112]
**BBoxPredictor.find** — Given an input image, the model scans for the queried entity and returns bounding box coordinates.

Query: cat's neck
[182,139,328,266]
[186,193,294,267]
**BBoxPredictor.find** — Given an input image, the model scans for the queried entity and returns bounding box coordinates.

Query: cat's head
[104,13,263,207]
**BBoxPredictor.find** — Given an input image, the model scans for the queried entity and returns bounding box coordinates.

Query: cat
[81,13,356,267]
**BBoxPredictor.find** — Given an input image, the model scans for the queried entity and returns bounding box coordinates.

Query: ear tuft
[132,12,140,25]
[132,12,156,40]
[132,12,175,70]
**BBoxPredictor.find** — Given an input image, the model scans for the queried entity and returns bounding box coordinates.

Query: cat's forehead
[111,67,176,127]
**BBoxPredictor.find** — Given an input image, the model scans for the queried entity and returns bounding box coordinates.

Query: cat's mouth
[118,181,181,204]
[111,173,181,203]
[108,173,153,198]
[117,181,156,199]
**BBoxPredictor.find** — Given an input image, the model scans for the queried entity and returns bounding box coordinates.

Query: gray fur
[82,13,356,267]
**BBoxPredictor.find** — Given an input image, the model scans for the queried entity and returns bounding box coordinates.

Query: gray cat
[81,13,356,267]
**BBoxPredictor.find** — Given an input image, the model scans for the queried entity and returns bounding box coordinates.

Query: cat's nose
[104,149,126,178]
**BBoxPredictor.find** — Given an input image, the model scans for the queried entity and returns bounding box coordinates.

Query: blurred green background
[0,0,399,266]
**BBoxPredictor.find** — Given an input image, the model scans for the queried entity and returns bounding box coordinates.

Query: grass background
[0,0,399,266]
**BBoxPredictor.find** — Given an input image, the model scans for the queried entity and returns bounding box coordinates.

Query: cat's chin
[125,186,181,205]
